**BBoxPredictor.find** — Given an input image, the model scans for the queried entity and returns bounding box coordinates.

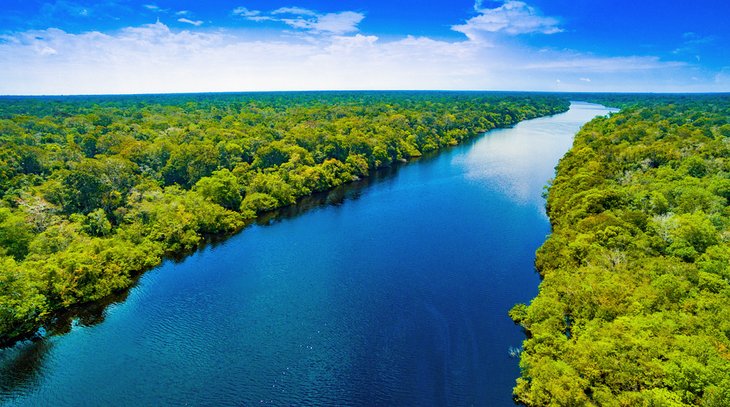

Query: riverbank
[0,92,569,346]
[511,95,730,405]
[1,102,614,406]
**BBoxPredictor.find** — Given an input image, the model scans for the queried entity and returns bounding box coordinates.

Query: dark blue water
[0,102,615,406]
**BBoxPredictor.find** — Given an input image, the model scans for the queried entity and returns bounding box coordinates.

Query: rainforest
[511,94,730,406]
[4,0,730,405]
[2,90,730,406]
[0,92,569,345]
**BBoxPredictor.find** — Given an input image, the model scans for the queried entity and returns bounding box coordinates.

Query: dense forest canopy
[7,90,727,405]
[511,95,730,406]
[0,91,569,345]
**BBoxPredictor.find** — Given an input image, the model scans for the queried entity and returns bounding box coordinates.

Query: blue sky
[1,0,728,94]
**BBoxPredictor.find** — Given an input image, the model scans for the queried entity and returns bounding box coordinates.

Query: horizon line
[2,89,730,98]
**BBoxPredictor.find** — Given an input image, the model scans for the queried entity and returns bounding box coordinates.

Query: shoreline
[1,99,570,348]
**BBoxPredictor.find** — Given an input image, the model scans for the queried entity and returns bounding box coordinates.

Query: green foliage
[84,208,112,237]
[0,256,47,341]
[512,96,730,406]
[0,208,33,259]
[195,169,242,210]
[252,141,291,169]
[240,192,279,213]
[0,91,568,344]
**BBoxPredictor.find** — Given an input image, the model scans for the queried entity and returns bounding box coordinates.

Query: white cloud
[232,7,261,18]
[234,6,364,35]
[453,1,561,40]
[246,16,275,22]
[521,54,685,73]
[579,77,591,82]
[271,7,318,17]
[143,4,160,11]
[38,45,58,56]
[176,10,190,16]
[281,11,364,35]
[0,17,718,95]
[315,12,364,34]
[0,24,478,94]
[178,18,203,26]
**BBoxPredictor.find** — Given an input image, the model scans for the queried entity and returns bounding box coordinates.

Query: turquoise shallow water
[0,102,616,406]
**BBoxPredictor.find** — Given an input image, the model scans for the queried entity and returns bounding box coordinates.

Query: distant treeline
[511,95,730,405]
[0,91,569,344]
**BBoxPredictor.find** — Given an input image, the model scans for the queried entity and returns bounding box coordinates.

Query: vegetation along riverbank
[0,91,569,345]
[511,94,730,406]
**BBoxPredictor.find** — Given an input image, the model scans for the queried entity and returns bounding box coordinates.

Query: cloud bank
[0,2,718,95]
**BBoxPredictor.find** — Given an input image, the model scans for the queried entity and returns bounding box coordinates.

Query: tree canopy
[0,91,569,344]
[512,94,730,406]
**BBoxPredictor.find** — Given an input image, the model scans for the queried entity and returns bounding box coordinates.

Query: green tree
[0,208,33,260]
[194,168,243,210]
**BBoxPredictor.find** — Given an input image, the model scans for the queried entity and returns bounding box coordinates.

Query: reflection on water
[0,102,616,406]
[256,164,402,226]
[460,102,618,212]
[0,340,50,398]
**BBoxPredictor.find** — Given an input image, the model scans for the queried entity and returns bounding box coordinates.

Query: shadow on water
[0,289,134,401]
[256,164,401,226]
[255,134,494,227]
[0,130,488,397]
[46,289,134,335]
[0,340,52,399]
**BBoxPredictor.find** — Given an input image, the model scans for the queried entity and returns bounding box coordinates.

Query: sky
[0,0,729,95]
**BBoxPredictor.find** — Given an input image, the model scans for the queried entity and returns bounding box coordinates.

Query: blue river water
[0,102,615,406]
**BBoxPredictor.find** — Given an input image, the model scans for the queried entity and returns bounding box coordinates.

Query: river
[0,102,616,406]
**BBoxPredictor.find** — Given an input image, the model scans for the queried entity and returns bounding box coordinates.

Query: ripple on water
[0,103,616,407]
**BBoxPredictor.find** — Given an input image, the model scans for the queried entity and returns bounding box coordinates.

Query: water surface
[0,102,616,406]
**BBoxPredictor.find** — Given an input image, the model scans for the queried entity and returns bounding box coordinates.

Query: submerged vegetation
[0,91,569,344]
[511,95,730,406]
